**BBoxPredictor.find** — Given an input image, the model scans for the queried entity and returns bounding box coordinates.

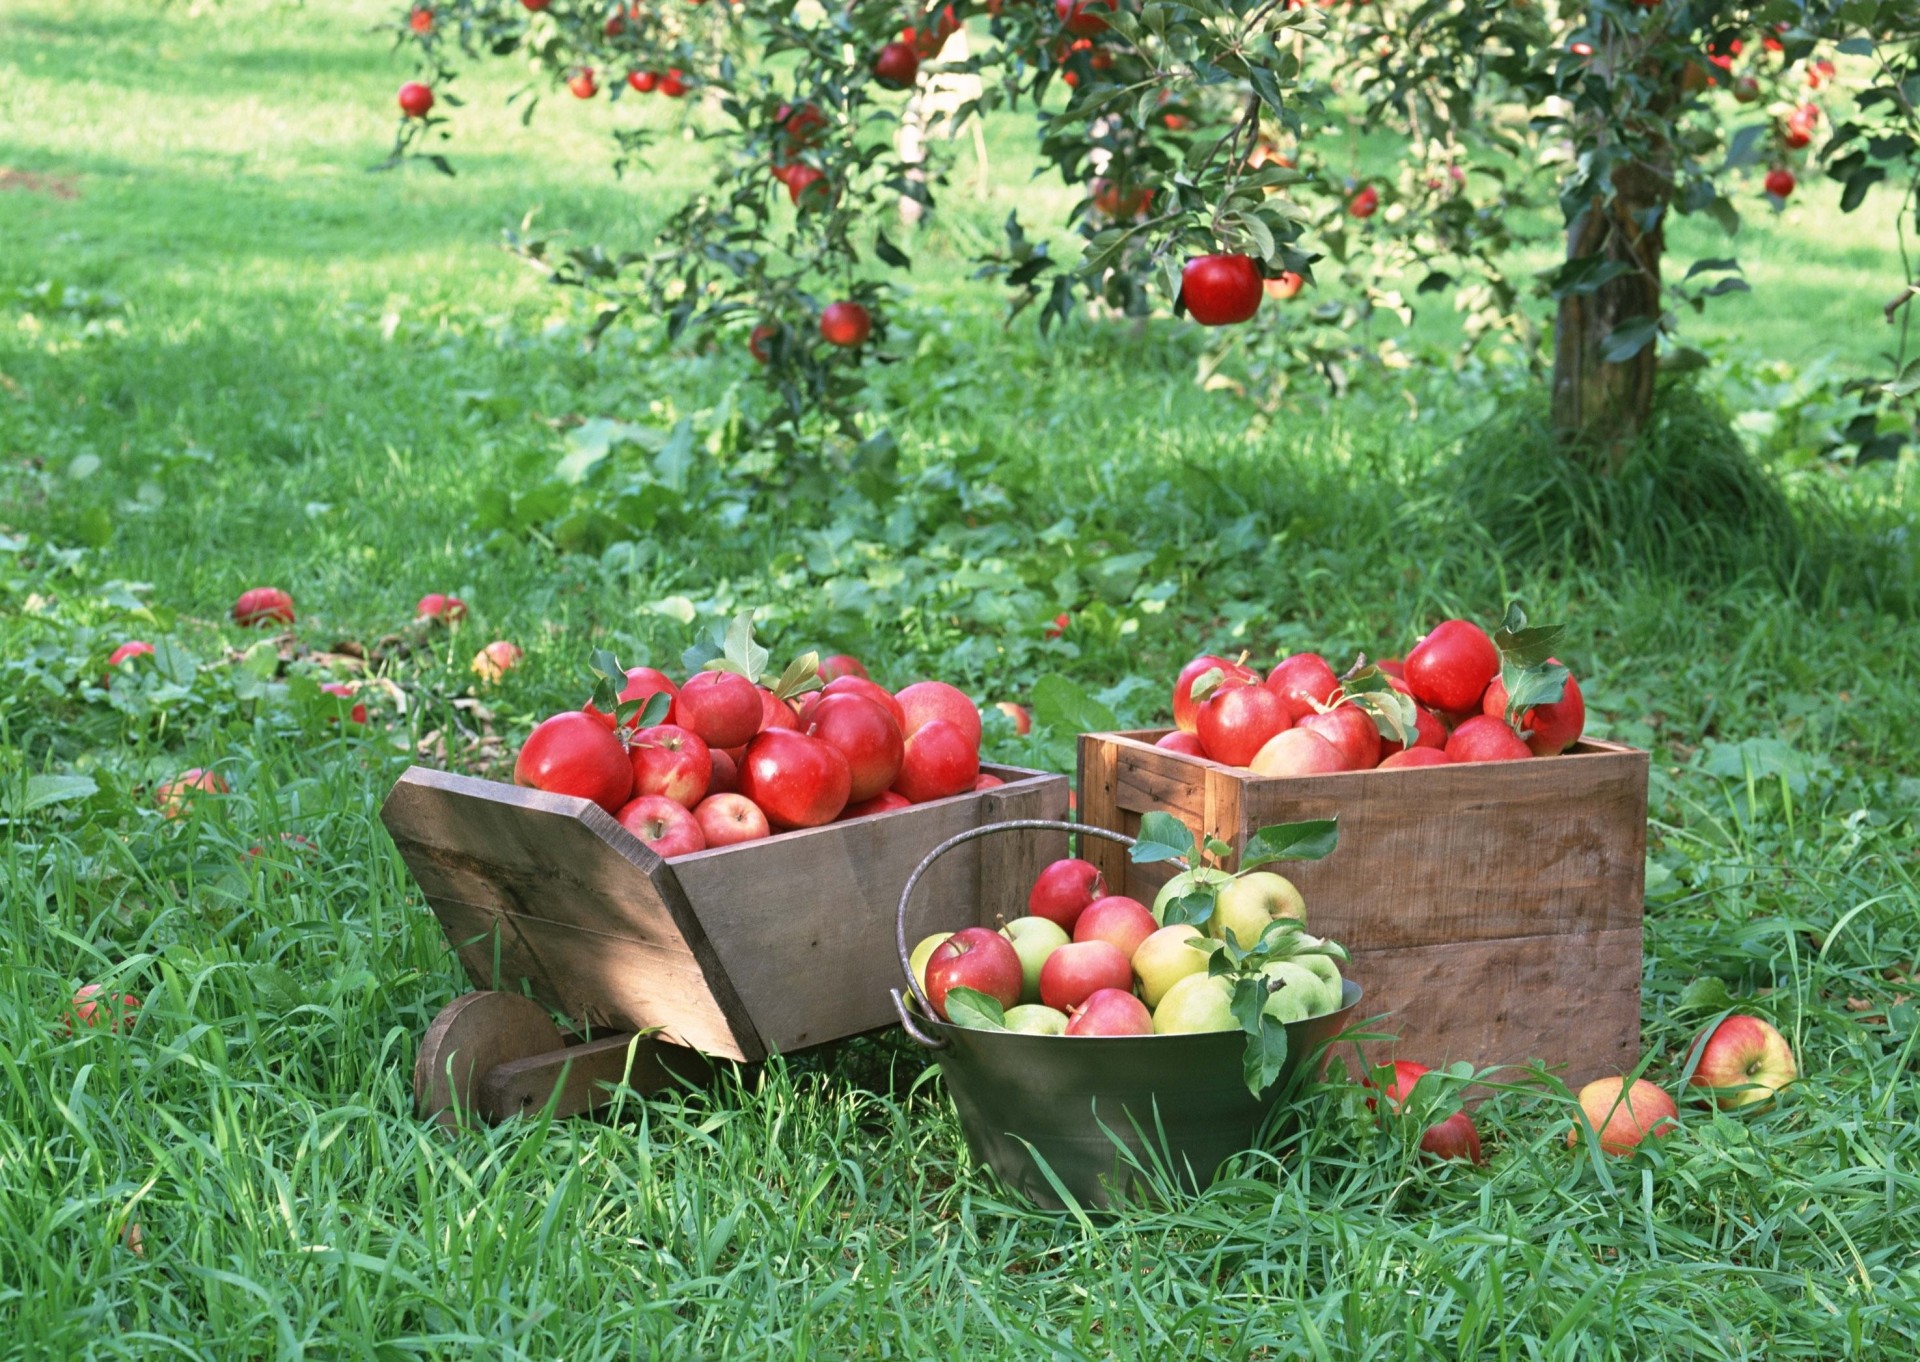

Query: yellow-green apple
[925,928,1024,1019]
[516,711,635,813]
[1250,727,1346,777]
[615,794,706,857]
[1001,916,1070,1004]
[1066,987,1153,1036]
[1004,1003,1069,1035]
[895,680,983,746]
[1072,895,1157,959]
[1261,960,1338,1022]
[1131,924,1213,1008]
[1152,973,1237,1034]
[1211,871,1307,948]
[1264,652,1340,722]
[628,724,713,808]
[1566,1076,1678,1155]
[1029,857,1106,932]
[671,671,764,750]
[692,793,770,847]
[891,719,978,803]
[1197,682,1291,766]
[1173,654,1259,732]
[1039,939,1132,1012]
[67,984,141,1035]
[739,729,852,828]
[1151,865,1234,925]
[908,931,954,992]
[1284,935,1343,995]
[1419,1111,1484,1164]
[805,693,904,802]
[1444,715,1533,763]
[1686,1014,1796,1109]
[471,640,522,683]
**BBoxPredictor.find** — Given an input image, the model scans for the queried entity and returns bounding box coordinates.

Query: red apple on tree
[1348,185,1380,218]
[615,794,707,857]
[1057,0,1118,39]
[693,793,771,847]
[1028,857,1106,932]
[568,69,598,99]
[397,82,434,118]
[738,729,852,828]
[870,41,920,90]
[515,711,634,813]
[1180,253,1263,326]
[924,928,1024,1019]
[819,300,872,347]
[1764,167,1796,199]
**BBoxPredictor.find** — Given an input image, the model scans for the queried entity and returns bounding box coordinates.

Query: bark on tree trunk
[1549,160,1670,474]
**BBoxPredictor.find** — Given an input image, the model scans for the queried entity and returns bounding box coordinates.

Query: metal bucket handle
[891,819,1152,1050]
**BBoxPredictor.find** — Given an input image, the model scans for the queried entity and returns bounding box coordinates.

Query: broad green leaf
[13,774,99,815]
[1130,811,1197,865]
[943,987,1007,1031]
[1493,602,1564,668]
[1031,673,1119,735]
[1230,976,1289,1096]
[1240,818,1339,866]
[1598,317,1659,364]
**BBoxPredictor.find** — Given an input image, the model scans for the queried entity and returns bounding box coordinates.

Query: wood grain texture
[477,1033,713,1123]
[413,991,564,1128]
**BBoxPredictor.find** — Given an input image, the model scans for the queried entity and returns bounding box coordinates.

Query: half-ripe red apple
[1566,1077,1678,1156]
[671,670,764,750]
[1444,714,1532,764]
[693,793,771,847]
[1066,987,1154,1036]
[1173,653,1260,732]
[615,794,707,857]
[1039,940,1133,1012]
[1420,1111,1485,1164]
[232,587,295,627]
[1482,664,1585,756]
[1378,747,1451,769]
[1249,727,1345,777]
[515,711,634,813]
[891,719,978,803]
[319,682,368,725]
[1196,682,1291,766]
[1296,704,1380,771]
[1155,731,1208,756]
[895,680,982,745]
[1265,653,1340,722]
[806,693,904,802]
[1404,619,1499,714]
[738,729,852,829]
[67,984,141,1035]
[471,640,521,683]
[415,592,468,624]
[106,641,155,679]
[994,701,1031,735]
[1028,857,1106,932]
[1072,895,1157,960]
[1686,1014,1797,1110]
[924,927,1024,1019]
[628,723,712,808]
[156,767,227,818]
[842,790,911,818]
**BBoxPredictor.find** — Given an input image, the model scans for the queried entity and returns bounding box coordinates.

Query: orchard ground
[5,0,1920,1356]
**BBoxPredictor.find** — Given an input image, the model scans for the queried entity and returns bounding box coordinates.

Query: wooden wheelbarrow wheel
[414,992,567,1129]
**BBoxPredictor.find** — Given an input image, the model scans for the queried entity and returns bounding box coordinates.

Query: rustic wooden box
[383,763,1069,1063]
[1077,732,1649,1088]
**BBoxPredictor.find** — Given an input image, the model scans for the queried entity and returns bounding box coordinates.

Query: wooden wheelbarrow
[380,764,1069,1126]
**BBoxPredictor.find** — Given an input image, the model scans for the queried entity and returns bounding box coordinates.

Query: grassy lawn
[4,1,1920,1356]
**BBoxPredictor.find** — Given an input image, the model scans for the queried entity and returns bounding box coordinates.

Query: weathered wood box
[1077,732,1649,1088]
[382,763,1068,1067]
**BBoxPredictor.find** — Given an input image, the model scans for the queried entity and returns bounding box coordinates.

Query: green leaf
[1031,673,1119,735]
[1493,602,1564,668]
[701,610,770,682]
[616,691,672,730]
[1230,976,1289,1097]
[769,651,821,701]
[1598,317,1659,364]
[12,773,99,815]
[1502,661,1570,728]
[1130,811,1197,865]
[1163,890,1218,930]
[1240,819,1339,867]
[942,987,1007,1031]
[1185,666,1227,706]
[1350,689,1417,746]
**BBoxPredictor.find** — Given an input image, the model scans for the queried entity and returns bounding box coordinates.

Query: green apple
[1285,934,1344,997]
[1152,973,1238,1034]
[909,932,953,993]
[1131,924,1214,1008]
[1151,866,1235,927]
[1210,870,1307,949]
[1000,916,1070,1004]
[1261,960,1340,1022]
[1004,1003,1069,1035]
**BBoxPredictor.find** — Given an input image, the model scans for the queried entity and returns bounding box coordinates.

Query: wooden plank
[1075,735,1129,899]
[477,1033,713,1123]
[1337,927,1644,1090]
[380,768,761,1061]
[976,774,1072,924]
[664,769,1070,1055]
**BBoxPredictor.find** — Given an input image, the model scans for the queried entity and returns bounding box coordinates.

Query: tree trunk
[1549,160,1670,474]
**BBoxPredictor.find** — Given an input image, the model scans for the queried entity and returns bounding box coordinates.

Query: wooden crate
[1077,732,1648,1088]
[382,763,1069,1064]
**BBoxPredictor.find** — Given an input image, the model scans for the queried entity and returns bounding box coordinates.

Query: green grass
[5,1,1920,1356]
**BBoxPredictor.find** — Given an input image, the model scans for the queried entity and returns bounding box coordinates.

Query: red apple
[820,300,872,347]
[615,794,706,857]
[1403,619,1499,714]
[1196,682,1291,766]
[1686,1014,1797,1110]
[1566,1077,1678,1155]
[671,671,764,750]
[232,587,295,627]
[924,927,1024,1019]
[567,68,598,99]
[515,712,634,813]
[1265,271,1305,300]
[628,724,713,808]
[1180,253,1263,326]
[870,40,920,90]
[1039,940,1133,1012]
[1072,895,1157,960]
[587,666,681,731]
[802,676,906,731]
[994,701,1031,735]
[319,682,368,725]
[1066,987,1154,1036]
[706,747,739,796]
[1444,714,1533,764]
[1155,730,1208,757]
[397,81,434,118]
[1028,857,1106,932]
[971,772,1003,790]
[106,640,155,682]
[67,984,141,1034]
[1363,1059,1432,1111]
[1249,727,1345,777]
[415,592,468,623]
[1348,185,1380,218]
[1265,653,1340,722]
[806,693,905,802]
[842,790,911,818]
[1378,700,1448,758]
[1482,664,1585,756]
[1056,0,1117,37]
[819,653,868,682]
[1419,1111,1485,1164]
[1296,704,1381,771]
[156,767,227,818]
[629,70,658,93]
[1765,167,1796,199]
[693,793,771,847]
[895,680,982,745]
[757,686,801,733]
[892,719,978,803]
[738,729,852,829]
[1173,653,1259,733]
[471,640,521,682]
[1378,747,1451,769]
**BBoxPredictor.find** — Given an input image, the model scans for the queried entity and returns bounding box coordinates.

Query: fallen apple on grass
[67,984,141,1035]
[1567,1076,1678,1156]
[1685,1014,1796,1109]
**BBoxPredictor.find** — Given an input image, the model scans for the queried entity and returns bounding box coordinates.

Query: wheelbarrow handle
[893,818,1153,1049]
